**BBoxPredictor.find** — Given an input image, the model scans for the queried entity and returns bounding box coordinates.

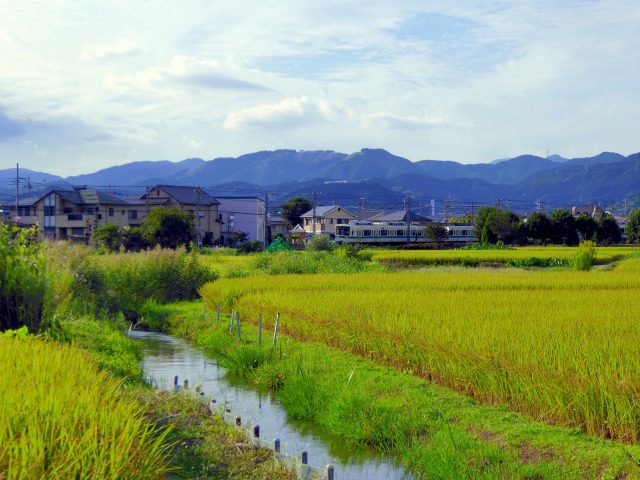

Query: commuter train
[334,222,476,246]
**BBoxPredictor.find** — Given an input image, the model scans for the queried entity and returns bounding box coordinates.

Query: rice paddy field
[370,245,633,266]
[200,248,640,444]
[0,335,172,479]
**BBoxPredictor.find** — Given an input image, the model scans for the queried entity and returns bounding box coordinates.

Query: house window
[44,206,55,216]
[109,208,114,217]
[329,218,334,224]
[71,227,85,236]
[17,207,31,216]
[128,210,138,220]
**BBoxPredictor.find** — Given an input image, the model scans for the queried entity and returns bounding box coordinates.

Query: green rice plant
[0,336,173,479]
[371,245,636,268]
[199,255,640,443]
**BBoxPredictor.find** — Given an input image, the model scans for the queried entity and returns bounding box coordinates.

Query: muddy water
[131,331,413,480]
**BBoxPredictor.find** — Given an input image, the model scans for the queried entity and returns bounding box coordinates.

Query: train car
[445,224,476,244]
[334,222,476,245]
[334,222,426,246]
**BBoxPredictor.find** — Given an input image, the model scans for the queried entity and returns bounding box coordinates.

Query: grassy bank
[158,301,640,479]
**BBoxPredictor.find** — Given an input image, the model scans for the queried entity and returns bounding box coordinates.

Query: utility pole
[15,164,19,224]
[405,196,411,245]
[194,187,202,246]
[312,192,319,236]
[444,198,450,224]
[264,192,273,248]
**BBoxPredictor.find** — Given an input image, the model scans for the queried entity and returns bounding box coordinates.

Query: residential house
[571,205,605,221]
[367,210,431,225]
[215,196,266,246]
[300,205,355,238]
[8,189,132,241]
[267,215,289,239]
[5,197,40,228]
[140,185,221,245]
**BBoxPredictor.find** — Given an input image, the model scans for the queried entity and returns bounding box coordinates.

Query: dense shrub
[506,257,569,268]
[305,234,335,252]
[251,250,383,275]
[71,246,218,320]
[0,225,49,332]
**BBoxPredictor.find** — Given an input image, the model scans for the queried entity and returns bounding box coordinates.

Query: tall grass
[200,256,640,442]
[573,240,597,270]
[0,224,49,332]
[69,246,217,320]
[0,335,172,479]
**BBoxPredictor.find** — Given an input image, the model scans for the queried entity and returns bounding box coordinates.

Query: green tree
[575,214,598,242]
[626,208,640,244]
[550,209,579,245]
[92,223,122,251]
[424,222,448,244]
[142,207,196,249]
[524,212,552,244]
[280,196,312,229]
[597,215,622,245]
[231,231,249,247]
[473,206,497,242]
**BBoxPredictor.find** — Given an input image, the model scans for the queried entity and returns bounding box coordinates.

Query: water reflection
[131,331,412,479]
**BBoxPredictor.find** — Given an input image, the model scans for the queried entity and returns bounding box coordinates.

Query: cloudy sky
[1,1,639,177]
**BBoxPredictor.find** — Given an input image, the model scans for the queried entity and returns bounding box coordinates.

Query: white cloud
[80,41,141,62]
[363,113,444,130]
[224,97,331,130]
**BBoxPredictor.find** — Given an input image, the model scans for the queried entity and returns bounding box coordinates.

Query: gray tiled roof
[53,190,131,206]
[300,205,354,217]
[151,185,220,206]
[368,210,430,223]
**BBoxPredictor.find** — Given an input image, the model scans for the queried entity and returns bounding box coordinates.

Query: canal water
[131,331,413,480]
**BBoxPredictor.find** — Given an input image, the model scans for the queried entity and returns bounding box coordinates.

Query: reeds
[0,336,173,479]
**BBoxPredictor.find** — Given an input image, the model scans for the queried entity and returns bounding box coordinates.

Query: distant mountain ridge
[2,149,639,212]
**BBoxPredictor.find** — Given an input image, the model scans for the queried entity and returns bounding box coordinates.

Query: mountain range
[2,149,639,216]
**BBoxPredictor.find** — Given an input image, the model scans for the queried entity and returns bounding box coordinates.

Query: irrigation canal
[131,331,413,480]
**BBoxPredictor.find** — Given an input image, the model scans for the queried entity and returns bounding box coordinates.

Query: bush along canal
[131,330,413,479]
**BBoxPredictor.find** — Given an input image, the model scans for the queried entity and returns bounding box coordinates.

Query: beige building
[8,189,132,242]
[300,205,355,237]
[140,185,221,245]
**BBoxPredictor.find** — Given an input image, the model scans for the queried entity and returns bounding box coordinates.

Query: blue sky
[1,1,639,177]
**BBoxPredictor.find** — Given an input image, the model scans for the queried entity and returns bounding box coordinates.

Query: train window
[363,230,372,236]
[381,230,388,236]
